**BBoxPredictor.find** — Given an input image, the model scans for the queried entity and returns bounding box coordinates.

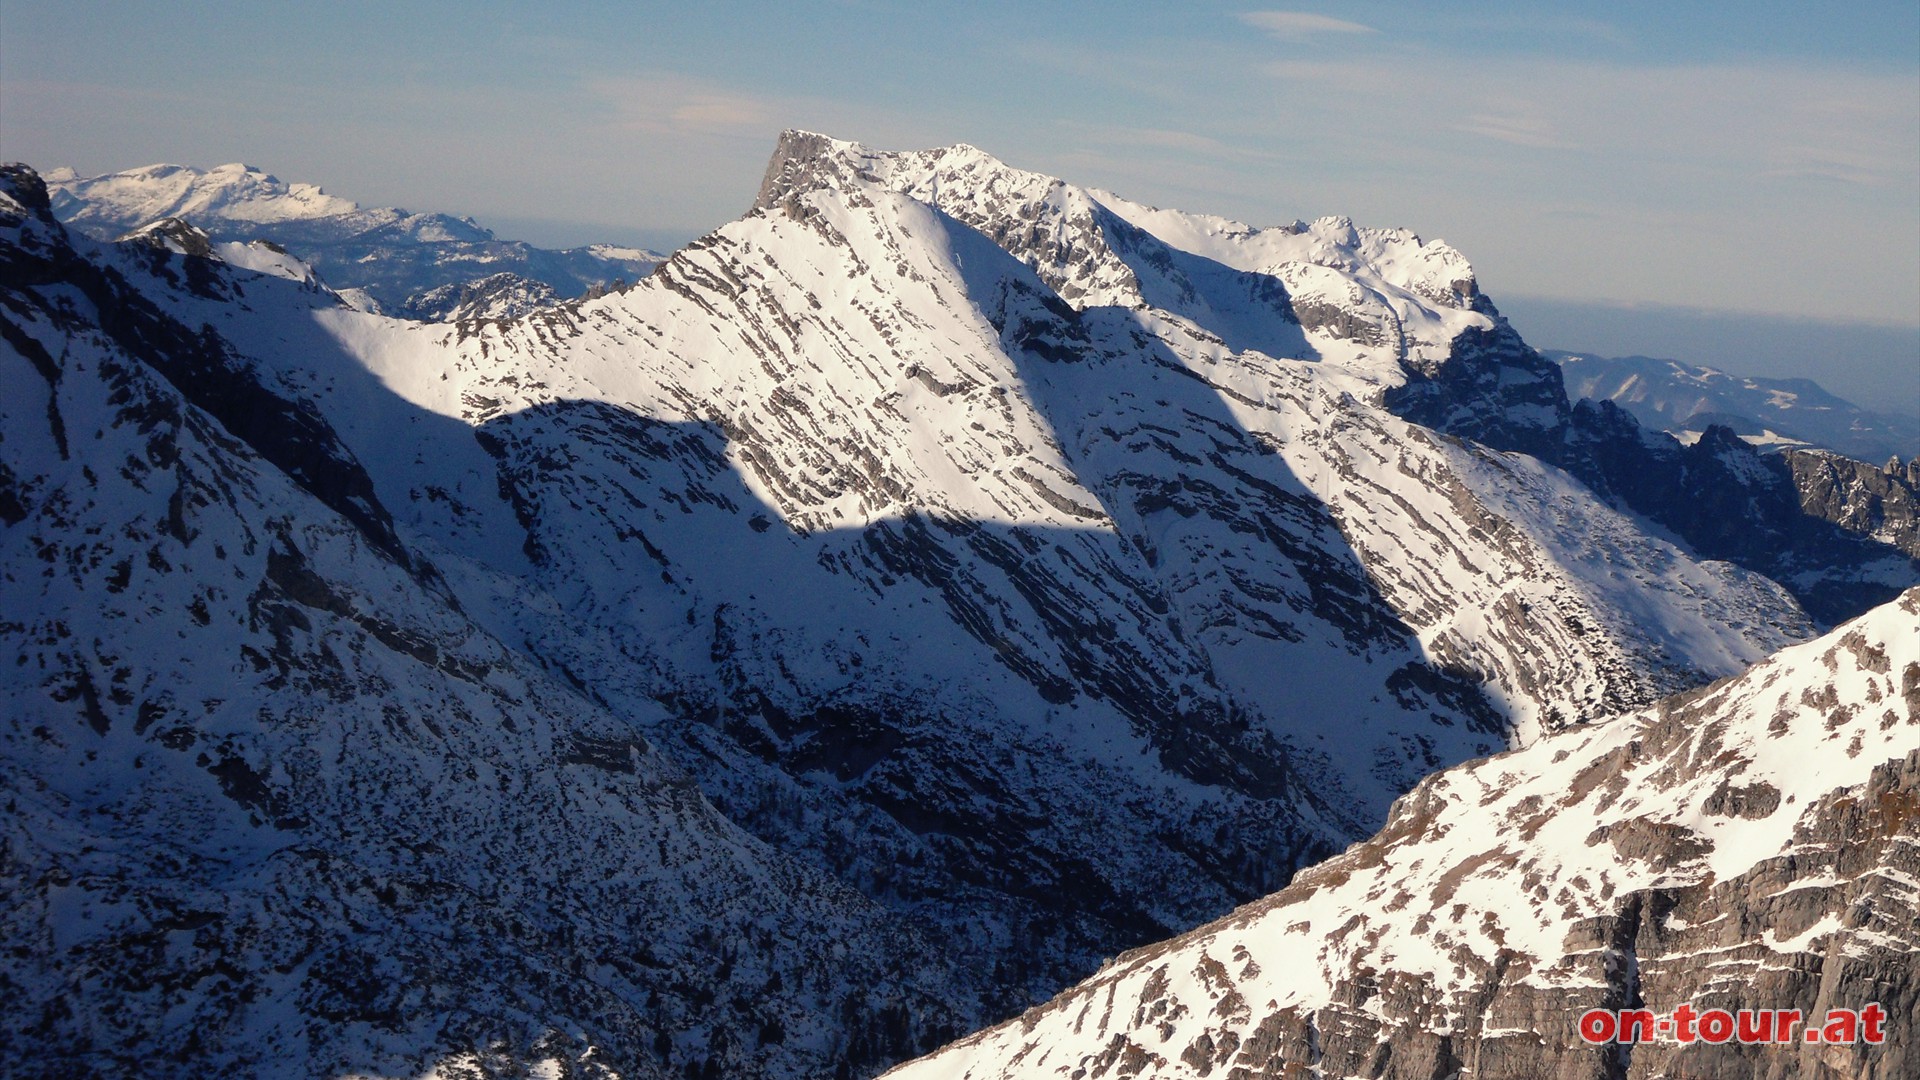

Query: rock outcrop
[1787,447,1920,558]
[1393,330,1919,625]
[400,270,563,321]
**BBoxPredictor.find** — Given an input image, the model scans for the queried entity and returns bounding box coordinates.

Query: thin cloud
[583,71,978,154]
[1457,110,1574,149]
[1224,50,1917,324]
[1763,158,1888,187]
[1247,54,1915,187]
[1239,11,1379,41]
[591,74,779,137]
[1070,124,1275,162]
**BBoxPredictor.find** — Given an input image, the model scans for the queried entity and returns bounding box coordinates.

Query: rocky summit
[3,131,1915,1079]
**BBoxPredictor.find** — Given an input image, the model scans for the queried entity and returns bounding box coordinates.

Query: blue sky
[4,2,1916,407]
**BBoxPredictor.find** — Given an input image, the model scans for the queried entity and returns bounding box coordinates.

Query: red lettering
[1578,1009,1616,1044]
[1862,1003,1887,1044]
[1699,1009,1735,1044]
[1673,1003,1698,1043]
[1736,1009,1773,1043]
[1580,1002,1886,1047]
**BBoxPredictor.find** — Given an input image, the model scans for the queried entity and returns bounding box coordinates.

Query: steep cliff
[1786,448,1920,558]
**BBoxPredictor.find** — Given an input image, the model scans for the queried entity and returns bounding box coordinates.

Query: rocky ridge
[1785,448,1920,559]
[398,271,565,322]
[759,134,1913,626]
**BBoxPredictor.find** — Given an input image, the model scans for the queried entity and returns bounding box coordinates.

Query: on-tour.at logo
[1579,1003,1888,1046]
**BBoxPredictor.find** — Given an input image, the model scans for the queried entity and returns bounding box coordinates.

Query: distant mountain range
[43,162,662,318]
[5,130,1916,1079]
[1554,349,1920,464]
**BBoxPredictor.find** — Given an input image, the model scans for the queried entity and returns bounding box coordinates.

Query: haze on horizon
[4,1,1916,412]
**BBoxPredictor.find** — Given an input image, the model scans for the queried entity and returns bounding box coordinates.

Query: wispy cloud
[1248,54,1917,185]
[1224,51,1918,322]
[1238,11,1378,41]
[1071,124,1272,161]
[590,74,780,137]
[1457,108,1573,149]
[1763,152,1891,187]
[582,70,978,155]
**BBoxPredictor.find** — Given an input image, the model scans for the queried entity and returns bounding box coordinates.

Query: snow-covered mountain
[754,134,1908,625]
[1555,350,1920,464]
[44,162,662,317]
[45,161,365,228]
[885,587,1919,1079]
[0,163,969,1079]
[5,128,1917,1078]
[238,129,1827,991]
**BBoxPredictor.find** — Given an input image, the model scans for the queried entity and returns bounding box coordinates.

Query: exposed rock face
[1389,327,1919,626]
[1385,319,1574,460]
[1786,447,1920,558]
[887,590,1920,1080]
[114,215,215,258]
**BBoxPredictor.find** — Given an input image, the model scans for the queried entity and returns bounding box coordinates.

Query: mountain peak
[0,162,52,216]
[115,215,215,258]
[752,130,1028,214]
[47,160,364,232]
[753,128,861,210]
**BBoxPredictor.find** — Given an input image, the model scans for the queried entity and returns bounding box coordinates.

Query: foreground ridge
[887,588,1920,1079]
